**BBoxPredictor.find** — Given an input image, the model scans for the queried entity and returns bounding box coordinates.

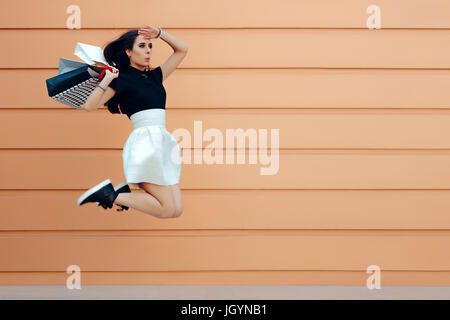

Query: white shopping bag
[74,42,111,67]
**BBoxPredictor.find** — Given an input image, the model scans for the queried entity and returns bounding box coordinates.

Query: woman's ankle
[114,192,127,205]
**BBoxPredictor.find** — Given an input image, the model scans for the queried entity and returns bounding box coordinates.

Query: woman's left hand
[138,25,160,39]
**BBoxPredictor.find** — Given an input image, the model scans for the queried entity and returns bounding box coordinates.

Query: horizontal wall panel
[1,0,450,29]
[2,150,450,189]
[2,190,450,230]
[1,235,450,271]
[3,69,450,110]
[2,29,450,69]
[3,0,449,288]
[3,110,450,149]
[2,271,450,286]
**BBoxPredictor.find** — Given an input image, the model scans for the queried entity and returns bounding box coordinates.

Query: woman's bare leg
[113,182,177,219]
[170,184,184,217]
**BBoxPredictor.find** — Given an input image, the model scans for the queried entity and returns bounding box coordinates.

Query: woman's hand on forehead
[138,25,160,40]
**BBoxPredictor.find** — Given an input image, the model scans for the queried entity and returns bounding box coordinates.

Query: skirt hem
[127,179,180,189]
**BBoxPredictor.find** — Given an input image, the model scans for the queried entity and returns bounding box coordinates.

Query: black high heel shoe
[77,179,118,210]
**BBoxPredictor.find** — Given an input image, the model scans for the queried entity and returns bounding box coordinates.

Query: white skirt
[123,109,181,188]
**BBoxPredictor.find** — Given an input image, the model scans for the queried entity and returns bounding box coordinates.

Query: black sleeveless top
[108,65,166,118]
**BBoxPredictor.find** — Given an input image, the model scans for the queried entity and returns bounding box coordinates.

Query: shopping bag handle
[95,66,113,81]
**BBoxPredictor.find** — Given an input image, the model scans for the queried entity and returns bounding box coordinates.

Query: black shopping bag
[45,63,111,110]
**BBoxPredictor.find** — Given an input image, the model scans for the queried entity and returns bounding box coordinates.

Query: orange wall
[1,0,450,286]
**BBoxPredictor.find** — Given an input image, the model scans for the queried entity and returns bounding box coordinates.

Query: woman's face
[126,35,152,68]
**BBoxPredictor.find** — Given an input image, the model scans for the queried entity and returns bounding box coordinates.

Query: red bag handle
[95,66,113,82]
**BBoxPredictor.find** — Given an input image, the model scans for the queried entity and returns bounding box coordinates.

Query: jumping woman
[76,26,188,219]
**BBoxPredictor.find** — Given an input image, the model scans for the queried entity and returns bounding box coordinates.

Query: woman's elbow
[81,104,92,112]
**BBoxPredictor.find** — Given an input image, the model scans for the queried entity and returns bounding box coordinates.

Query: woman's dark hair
[102,29,139,114]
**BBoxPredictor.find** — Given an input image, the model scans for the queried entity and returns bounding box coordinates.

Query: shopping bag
[46,64,112,109]
[45,42,113,109]
[74,42,111,67]
[58,58,87,75]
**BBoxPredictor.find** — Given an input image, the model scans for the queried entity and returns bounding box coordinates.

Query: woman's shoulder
[148,66,163,84]
[111,68,133,83]
[109,72,129,93]
[117,69,132,78]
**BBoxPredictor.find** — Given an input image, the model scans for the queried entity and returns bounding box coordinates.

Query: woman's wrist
[155,27,162,39]
[99,76,113,87]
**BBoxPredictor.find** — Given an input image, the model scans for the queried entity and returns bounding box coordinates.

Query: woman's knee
[161,202,182,218]
[174,204,184,217]
[158,202,178,218]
